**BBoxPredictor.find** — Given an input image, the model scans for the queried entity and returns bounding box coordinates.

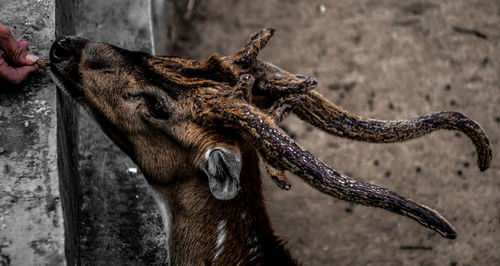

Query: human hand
[0,22,39,85]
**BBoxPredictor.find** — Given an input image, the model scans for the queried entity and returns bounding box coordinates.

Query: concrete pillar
[55,0,79,264]
[0,0,66,265]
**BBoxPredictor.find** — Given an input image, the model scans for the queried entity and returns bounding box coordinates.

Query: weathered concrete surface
[0,0,65,265]
[72,0,168,265]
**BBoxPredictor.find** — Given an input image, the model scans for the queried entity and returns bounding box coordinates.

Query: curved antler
[288,91,492,171]
[222,27,492,172]
[195,78,456,239]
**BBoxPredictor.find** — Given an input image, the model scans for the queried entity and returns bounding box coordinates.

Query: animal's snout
[50,36,87,63]
[51,38,72,61]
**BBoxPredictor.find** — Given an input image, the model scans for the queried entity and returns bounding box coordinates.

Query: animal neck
[149,146,299,265]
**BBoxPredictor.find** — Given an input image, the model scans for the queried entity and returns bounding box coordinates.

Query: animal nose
[50,38,73,62]
[50,36,87,63]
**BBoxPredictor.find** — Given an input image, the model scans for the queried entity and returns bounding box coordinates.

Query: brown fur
[49,28,491,264]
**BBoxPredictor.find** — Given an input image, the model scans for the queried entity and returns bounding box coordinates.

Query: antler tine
[231,27,276,65]
[292,91,492,171]
[264,162,291,190]
[196,79,456,239]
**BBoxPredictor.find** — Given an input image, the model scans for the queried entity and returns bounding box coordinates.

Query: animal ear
[201,147,242,200]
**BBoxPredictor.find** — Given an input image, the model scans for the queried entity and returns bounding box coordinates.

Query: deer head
[49,37,247,200]
[49,28,492,241]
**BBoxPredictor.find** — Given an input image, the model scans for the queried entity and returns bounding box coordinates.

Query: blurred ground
[75,0,499,265]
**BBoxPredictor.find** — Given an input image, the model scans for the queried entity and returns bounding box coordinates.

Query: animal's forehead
[82,42,237,101]
[88,44,193,99]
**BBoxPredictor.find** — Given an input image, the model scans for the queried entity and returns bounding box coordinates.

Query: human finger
[15,39,28,50]
[0,24,37,66]
[0,56,38,84]
[20,41,28,50]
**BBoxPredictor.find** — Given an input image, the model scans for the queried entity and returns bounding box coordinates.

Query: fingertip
[19,53,38,66]
[29,64,39,72]
[24,64,39,74]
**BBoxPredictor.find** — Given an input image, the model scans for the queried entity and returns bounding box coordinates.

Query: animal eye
[144,94,172,121]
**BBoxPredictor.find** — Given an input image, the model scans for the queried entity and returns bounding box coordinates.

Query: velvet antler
[215,27,492,172]
[194,76,456,238]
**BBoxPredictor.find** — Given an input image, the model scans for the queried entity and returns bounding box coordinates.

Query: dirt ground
[75,0,499,265]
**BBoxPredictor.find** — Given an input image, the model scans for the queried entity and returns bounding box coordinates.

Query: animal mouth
[49,36,86,99]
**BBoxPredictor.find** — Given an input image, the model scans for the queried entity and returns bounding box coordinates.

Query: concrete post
[0,0,66,265]
[55,0,79,264]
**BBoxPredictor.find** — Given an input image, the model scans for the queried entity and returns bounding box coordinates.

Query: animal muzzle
[49,36,88,97]
[50,36,87,63]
